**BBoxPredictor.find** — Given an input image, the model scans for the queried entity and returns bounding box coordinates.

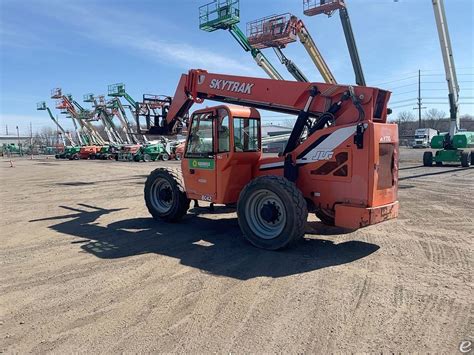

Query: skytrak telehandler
[143,70,399,250]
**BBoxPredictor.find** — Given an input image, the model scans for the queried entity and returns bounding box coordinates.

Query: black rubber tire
[435,161,443,166]
[90,154,96,160]
[161,153,170,161]
[237,175,308,250]
[114,155,119,161]
[471,151,474,165]
[423,151,433,166]
[144,168,190,222]
[143,154,152,162]
[133,154,141,162]
[175,154,181,161]
[315,208,335,226]
[73,154,79,160]
[461,151,470,168]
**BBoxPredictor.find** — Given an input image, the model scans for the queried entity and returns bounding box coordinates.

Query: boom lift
[199,0,284,80]
[36,101,77,147]
[303,0,366,86]
[84,93,124,145]
[247,13,337,84]
[144,69,398,250]
[52,88,106,146]
[107,98,139,144]
[423,0,474,167]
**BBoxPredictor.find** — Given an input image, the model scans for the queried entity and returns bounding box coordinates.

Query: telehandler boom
[144,70,399,250]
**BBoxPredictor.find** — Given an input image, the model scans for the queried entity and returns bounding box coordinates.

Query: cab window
[233,118,260,152]
[217,109,230,153]
[185,113,214,157]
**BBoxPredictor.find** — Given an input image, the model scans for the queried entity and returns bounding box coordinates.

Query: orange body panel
[79,145,102,159]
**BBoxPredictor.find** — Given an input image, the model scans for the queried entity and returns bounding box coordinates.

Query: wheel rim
[150,178,173,213]
[245,190,286,239]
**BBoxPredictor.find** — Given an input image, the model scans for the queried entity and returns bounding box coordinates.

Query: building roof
[261,124,292,137]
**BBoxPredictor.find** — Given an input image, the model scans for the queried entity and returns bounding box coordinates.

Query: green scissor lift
[199,0,284,80]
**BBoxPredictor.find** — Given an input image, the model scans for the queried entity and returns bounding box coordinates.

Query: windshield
[185,113,214,158]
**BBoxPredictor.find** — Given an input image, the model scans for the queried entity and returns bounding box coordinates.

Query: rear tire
[471,151,474,165]
[461,151,470,168]
[161,153,170,161]
[423,151,433,166]
[145,168,190,222]
[315,208,335,226]
[237,175,308,250]
[143,154,152,162]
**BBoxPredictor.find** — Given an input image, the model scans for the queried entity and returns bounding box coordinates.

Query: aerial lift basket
[303,0,345,16]
[51,88,62,99]
[199,0,240,32]
[247,13,297,49]
[108,83,126,97]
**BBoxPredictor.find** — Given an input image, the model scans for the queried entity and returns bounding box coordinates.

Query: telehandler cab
[144,70,399,250]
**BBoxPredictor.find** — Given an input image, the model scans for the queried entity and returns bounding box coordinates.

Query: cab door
[182,112,217,202]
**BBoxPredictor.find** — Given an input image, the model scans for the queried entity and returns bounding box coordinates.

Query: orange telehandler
[144,69,399,249]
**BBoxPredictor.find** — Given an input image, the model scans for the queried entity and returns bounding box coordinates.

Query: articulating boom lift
[144,70,399,250]
[247,13,337,84]
[199,0,284,80]
[423,0,474,167]
[303,0,365,86]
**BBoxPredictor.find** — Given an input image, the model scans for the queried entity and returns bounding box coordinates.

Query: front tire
[423,151,433,166]
[161,153,170,161]
[237,175,308,250]
[145,168,190,222]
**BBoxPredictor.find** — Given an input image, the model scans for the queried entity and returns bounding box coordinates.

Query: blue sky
[0,0,473,135]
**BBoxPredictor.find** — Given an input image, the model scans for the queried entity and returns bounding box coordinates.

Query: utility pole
[16,126,22,156]
[30,122,33,159]
[413,69,426,128]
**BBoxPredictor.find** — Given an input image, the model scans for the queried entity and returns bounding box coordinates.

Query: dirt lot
[0,148,472,353]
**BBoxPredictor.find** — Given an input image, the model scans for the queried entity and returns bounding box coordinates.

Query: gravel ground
[0,147,472,353]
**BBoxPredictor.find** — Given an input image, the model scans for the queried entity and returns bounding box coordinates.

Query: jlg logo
[310,150,334,161]
[209,79,254,94]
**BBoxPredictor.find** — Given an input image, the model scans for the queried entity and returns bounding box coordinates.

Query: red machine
[144,70,398,249]
[79,146,102,159]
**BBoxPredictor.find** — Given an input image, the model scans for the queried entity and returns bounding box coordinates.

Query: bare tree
[423,108,447,130]
[397,111,415,123]
[396,111,416,136]
[424,108,446,120]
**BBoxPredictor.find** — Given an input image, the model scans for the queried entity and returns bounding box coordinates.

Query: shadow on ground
[30,204,379,280]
